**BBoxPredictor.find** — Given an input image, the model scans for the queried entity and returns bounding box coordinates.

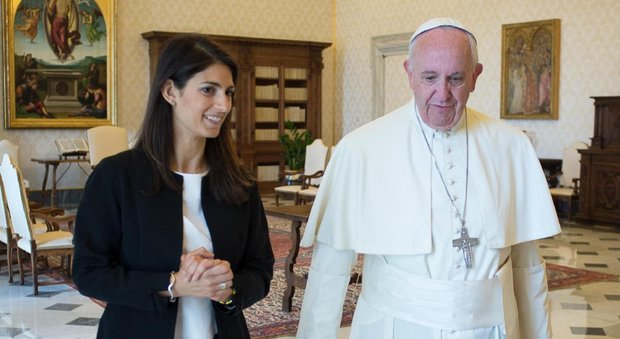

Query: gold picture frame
[500,19,560,120]
[2,0,116,128]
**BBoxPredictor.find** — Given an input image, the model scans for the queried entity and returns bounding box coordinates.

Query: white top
[174,171,217,339]
[301,99,561,253]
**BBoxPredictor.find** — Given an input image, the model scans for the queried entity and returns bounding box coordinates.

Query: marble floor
[0,212,618,338]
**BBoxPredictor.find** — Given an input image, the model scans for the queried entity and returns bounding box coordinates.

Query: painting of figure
[81,7,105,45]
[14,7,41,42]
[501,19,560,120]
[3,0,115,128]
[44,0,82,61]
[507,35,526,114]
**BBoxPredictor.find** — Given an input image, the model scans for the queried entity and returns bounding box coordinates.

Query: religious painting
[500,19,560,120]
[1,0,116,128]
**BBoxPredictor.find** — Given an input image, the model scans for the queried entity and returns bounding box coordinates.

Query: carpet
[545,262,619,290]
[36,216,618,338]
[245,216,620,338]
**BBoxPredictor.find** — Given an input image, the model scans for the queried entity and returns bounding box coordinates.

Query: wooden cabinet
[142,31,331,193]
[576,96,620,225]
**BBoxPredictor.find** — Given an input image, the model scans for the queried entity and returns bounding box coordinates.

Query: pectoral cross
[452,227,479,269]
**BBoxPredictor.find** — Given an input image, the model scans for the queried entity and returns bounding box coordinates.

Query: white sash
[361,257,517,333]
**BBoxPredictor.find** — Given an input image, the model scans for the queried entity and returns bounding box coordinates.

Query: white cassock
[296,99,561,339]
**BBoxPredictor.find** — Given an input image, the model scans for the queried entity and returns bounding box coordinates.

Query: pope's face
[405,28,482,130]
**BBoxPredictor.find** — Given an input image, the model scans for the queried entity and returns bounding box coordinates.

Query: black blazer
[72,149,274,339]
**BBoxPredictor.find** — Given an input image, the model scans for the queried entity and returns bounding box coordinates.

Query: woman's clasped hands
[173,247,234,303]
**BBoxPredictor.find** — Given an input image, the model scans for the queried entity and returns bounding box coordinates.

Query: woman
[72,34,274,339]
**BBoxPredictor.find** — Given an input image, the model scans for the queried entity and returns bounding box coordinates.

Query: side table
[264,204,312,312]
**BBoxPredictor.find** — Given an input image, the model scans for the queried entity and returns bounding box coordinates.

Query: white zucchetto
[409,17,476,45]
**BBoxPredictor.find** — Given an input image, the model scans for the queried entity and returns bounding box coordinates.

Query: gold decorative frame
[2,0,116,128]
[500,19,560,120]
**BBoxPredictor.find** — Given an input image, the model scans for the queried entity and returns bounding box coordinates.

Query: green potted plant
[279,120,313,174]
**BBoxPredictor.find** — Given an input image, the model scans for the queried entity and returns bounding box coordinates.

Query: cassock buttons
[451,195,458,201]
[449,179,455,185]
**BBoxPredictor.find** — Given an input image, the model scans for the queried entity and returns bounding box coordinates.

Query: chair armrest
[28,201,44,210]
[300,170,325,189]
[29,207,65,225]
[31,207,65,216]
[30,212,76,233]
[303,170,325,179]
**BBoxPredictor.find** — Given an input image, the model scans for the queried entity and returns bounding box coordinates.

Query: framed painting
[2,0,116,128]
[500,19,560,120]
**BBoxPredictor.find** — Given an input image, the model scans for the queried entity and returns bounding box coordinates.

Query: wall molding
[371,32,413,119]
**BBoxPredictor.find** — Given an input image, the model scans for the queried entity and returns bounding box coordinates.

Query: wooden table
[264,204,312,312]
[31,157,90,207]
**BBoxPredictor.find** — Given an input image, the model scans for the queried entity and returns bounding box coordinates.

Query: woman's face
[170,63,235,140]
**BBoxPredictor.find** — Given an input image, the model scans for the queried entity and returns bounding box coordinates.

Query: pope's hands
[172,247,234,302]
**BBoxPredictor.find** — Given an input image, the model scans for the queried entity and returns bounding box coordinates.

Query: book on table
[55,138,89,157]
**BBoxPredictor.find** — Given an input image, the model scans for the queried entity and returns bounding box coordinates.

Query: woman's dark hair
[134,34,253,205]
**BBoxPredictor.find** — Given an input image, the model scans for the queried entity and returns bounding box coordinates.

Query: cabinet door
[254,66,280,143]
[588,155,620,223]
[283,67,309,134]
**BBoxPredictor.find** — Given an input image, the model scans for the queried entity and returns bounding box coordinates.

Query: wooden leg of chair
[31,249,38,295]
[7,242,13,283]
[66,254,72,278]
[275,193,280,207]
[567,198,573,221]
[16,248,25,285]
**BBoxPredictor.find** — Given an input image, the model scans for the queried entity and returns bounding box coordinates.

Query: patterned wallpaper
[334,0,620,160]
[384,55,411,114]
[2,0,619,191]
[0,0,334,190]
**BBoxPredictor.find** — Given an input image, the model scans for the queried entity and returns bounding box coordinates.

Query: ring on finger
[218,282,227,290]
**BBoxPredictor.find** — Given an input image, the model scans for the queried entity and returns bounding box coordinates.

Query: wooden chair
[274,139,328,206]
[549,141,589,220]
[0,154,74,295]
[0,177,16,282]
[0,153,66,283]
[87,125,129,168]
[297,145,334,205]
